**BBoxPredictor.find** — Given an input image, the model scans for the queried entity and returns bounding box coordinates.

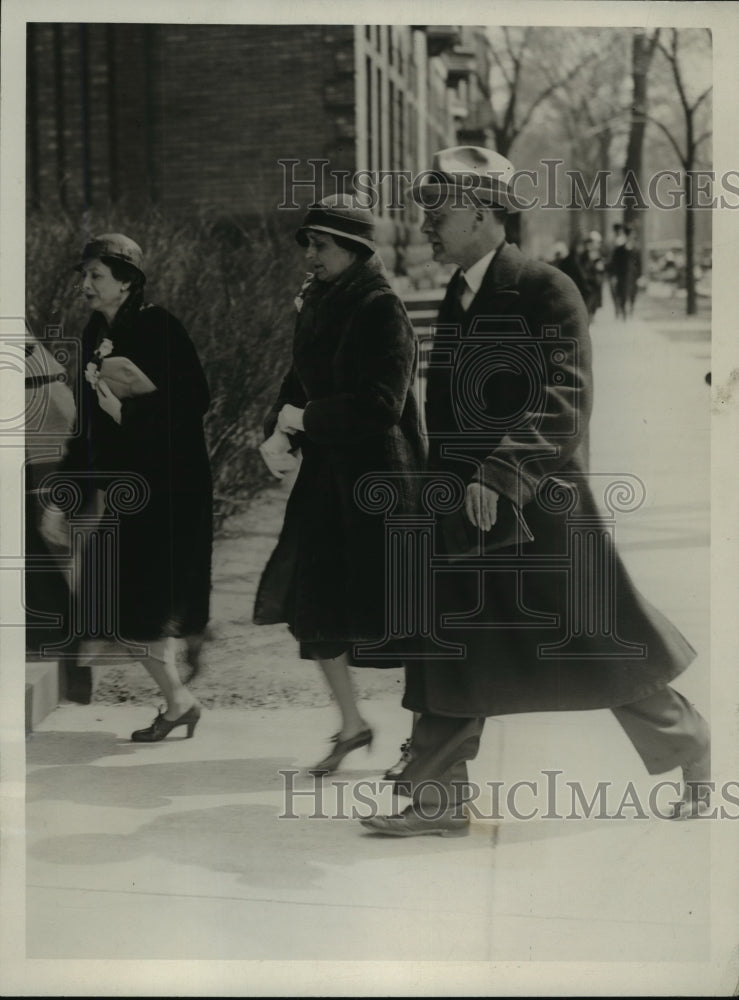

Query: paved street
[16,295,739,995]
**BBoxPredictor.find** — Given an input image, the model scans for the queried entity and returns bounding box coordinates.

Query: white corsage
[294,273,314,313]
[94,337,114,364]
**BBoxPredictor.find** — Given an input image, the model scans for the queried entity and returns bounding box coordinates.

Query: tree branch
[489,41,513,88]
[500,30,527,141]
[502,26,525,64]
[642,111,687,167]
[692,85,713,113]
[647,26,661,59]
[514,50,598,138]
[657,28,691,119]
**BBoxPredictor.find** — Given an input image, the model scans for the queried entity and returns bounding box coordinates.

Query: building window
[358,23,456,218]
[365,53,373,174]
[389,79,396,171]
[397,89,405,171]
[376,65,383,174]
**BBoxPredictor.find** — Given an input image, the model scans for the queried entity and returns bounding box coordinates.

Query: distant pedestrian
[253,195,425,776]
[608,223,641,319]
[581,230,605,320]
[553,233,603,322]
[555,235,590,304]
[549,240,569,266]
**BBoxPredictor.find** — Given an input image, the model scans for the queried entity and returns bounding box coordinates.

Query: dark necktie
[441,269,469,326]
[454,269,469,310]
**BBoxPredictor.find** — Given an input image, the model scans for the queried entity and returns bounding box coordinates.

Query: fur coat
[253,254,425,664]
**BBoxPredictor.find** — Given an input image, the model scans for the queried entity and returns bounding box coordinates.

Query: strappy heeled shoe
[383,738,415,780]
[131,704,201,742]
[308,727,374,776]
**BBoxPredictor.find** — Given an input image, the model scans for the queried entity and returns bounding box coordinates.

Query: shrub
[26,203,303,530]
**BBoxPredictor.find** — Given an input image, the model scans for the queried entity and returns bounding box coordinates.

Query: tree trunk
[624,29,660,283]
[684,177,696,315]
[597,127,612,239]
[623,30,654,229]
[493,128,512,159]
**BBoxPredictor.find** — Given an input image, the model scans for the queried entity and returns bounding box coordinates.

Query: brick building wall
[153,24,356,213]
[26,22,493,283]
[27,23,358,216]
[27,24,158,209]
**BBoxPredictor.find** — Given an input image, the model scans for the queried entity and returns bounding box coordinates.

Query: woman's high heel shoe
[131,704,201,742]
[383,738,415,780]
[308,727,373,776]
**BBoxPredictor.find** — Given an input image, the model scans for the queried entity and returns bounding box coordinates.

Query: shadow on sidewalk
[29,802,496,893]
[27,730,138,766]
[27,756,298,809]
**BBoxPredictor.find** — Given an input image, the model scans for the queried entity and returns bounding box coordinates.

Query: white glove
[96,378,122,424]
[465,482,499,532]
[39,506,68,548]
[84,361,100,388]
[259,429,299,479]
[276,403,305,435]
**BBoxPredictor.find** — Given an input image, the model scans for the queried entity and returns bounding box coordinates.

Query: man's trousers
[395,685,710,809]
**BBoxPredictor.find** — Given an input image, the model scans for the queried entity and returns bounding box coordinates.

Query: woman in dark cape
[41,233,213,742]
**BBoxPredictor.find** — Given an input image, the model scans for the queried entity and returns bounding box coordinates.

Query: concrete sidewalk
[19,300,738,991]
[26,695,715,965]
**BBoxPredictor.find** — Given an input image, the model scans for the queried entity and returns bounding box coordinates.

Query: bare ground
[92,472,405,710]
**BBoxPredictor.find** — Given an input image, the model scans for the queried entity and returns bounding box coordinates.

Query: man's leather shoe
[360,804,470,837]
[669,744,711,820]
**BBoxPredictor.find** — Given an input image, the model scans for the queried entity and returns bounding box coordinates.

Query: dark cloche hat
[296,194,376,252]
[76,233,146,279]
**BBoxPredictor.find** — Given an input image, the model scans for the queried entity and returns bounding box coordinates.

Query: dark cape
[253,255,425,664]
[403,241,696,717]
[59,295,213,642]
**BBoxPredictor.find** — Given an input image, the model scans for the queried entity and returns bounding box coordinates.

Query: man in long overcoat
[363,146,710,836]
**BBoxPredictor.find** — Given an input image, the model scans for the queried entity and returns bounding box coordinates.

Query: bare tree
[623,29,661,231]
[486,27,600,158]
[549,30,631,239]
[647,28,713,315]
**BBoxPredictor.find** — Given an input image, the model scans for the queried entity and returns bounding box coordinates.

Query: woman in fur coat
[254,196,424,774]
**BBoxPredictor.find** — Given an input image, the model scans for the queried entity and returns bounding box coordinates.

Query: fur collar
[302,253,392,313]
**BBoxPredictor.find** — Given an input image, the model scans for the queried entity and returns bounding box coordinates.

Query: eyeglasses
[423,209,447,226]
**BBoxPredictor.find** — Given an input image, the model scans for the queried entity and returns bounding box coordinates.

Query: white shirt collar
[461,246,498,296]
